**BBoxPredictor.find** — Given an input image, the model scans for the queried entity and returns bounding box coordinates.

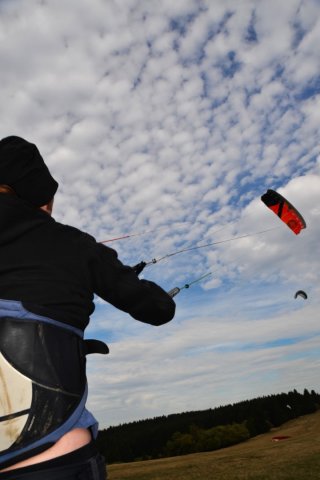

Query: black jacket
[0,194,175,330]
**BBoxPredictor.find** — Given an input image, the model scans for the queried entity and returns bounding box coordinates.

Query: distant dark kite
[294,290,308,300]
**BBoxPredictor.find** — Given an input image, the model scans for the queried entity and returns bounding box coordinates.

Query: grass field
[106,410,320,480]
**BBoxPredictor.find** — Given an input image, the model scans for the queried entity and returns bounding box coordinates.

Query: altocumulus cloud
[1,0,320,426]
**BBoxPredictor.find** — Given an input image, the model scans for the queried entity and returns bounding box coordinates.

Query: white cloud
[1,0,320,428]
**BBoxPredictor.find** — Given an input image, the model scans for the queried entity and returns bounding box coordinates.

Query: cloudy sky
[1,0,320,429]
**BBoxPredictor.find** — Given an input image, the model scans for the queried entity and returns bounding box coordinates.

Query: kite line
[98,189,305,297]
[131,226,278,273]
[167,272,212,298]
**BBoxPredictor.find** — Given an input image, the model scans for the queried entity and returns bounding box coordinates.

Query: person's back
[0,136,175,479]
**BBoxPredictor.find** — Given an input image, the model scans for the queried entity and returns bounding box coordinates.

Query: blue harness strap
[0,299,100,468]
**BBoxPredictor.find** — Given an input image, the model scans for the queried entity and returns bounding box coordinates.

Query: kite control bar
[167,272,212,297]
[132,261,212,298]
[167,287,181,298]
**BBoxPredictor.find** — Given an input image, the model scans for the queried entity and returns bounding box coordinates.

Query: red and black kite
[261,189,306,235]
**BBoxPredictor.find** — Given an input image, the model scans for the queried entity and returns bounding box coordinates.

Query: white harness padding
[0,351,32,451]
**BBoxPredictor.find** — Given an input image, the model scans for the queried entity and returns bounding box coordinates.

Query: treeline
[164,422,250,457]
[96,388,320,464]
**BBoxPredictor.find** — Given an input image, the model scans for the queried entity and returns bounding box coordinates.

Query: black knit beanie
[0,136,59,207]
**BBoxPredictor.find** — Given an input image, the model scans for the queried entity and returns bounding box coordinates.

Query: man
[0,136,175,479]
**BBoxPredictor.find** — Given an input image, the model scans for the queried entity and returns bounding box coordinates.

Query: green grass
[107,411,320,480]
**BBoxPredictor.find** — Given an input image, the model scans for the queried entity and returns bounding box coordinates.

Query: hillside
[108,410,320,480]
[98,389,319,463]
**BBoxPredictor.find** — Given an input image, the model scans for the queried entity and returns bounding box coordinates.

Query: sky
[1,0,320,429]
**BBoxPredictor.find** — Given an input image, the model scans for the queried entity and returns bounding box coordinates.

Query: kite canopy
[294,290,308,300]
[261,189,306,235]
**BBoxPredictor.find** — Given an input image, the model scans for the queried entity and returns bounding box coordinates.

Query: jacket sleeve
[88,241,176,326]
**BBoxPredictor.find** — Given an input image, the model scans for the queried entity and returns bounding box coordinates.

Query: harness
[0,300,108,468]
